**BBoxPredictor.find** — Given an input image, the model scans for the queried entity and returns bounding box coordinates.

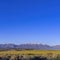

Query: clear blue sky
[0,0,60,45]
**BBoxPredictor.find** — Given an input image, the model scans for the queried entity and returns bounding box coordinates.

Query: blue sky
[0,0,60,45]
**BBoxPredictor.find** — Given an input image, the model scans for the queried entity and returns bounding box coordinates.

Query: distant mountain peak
[0,44,60,50]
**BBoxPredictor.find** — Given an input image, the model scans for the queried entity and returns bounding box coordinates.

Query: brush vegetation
[0,50,60,55]
[0,50,60,60]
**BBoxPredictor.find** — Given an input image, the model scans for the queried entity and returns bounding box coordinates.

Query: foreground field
[0,50,60,60]
[0,50,60,55]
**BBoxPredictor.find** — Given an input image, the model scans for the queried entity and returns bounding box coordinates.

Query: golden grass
[0,50,60,56]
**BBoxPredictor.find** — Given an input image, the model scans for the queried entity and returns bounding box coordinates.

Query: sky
[0,0,60,45]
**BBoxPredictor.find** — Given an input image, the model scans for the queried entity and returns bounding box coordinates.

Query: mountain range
[0,44,60,50]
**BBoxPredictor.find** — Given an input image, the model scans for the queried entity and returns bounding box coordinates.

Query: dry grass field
[0,50,60,56]
[0,50,60,60]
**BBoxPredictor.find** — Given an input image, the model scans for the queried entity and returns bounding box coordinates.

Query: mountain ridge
[0,44,60,50]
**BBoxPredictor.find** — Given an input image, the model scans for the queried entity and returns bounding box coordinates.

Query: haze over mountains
[0,44,60,50]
